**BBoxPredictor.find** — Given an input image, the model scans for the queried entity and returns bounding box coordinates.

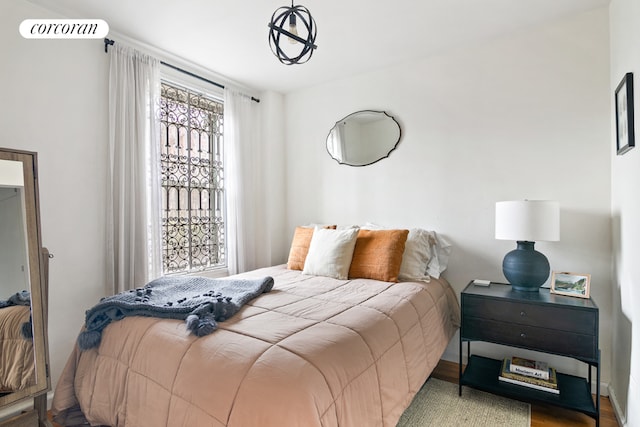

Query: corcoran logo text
[20,19,109,39]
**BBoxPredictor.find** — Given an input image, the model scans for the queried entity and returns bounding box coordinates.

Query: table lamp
[495,200,560,291]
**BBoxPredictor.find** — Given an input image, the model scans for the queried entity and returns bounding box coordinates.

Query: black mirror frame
[326,110,402,167]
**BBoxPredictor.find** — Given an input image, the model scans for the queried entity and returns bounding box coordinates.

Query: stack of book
[498,356,559,394]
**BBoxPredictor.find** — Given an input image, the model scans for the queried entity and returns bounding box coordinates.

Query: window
[159,81,225,273]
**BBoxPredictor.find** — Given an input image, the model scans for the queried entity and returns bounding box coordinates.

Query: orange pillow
[286,225,336,270]
[348,229,409,282]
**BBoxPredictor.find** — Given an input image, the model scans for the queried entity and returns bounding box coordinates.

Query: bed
[0,304,35,393]
[52,227,460,427]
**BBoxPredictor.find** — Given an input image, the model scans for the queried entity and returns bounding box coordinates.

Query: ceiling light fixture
[268,1,317,65]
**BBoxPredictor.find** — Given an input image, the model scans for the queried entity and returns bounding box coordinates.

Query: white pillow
[398,228,432,282]
[360,222,384,230]
[426,231,452,279]
[303,227,359,279]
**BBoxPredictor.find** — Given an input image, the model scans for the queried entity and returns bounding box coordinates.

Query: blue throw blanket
[0,290,31,308]
[78,275,274,350]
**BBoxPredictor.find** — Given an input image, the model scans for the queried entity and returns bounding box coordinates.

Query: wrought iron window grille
[159,82,225,274]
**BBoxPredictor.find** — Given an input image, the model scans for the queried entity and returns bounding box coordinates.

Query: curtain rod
[104,38,260,103]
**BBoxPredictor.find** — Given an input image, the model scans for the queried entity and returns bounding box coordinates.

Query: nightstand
[459,281,600,426]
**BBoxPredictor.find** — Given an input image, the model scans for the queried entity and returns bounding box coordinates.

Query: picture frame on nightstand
[550,271,591,298]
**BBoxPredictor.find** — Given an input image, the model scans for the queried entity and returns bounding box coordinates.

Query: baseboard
[608,384,627,427]
[596,381,610,397]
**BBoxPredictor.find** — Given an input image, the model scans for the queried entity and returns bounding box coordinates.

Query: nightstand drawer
[463,317,598,360]
[463,296,596,336]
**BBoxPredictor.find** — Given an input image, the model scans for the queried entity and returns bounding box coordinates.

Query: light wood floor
[49,359,620,427]
[431,359,620,427]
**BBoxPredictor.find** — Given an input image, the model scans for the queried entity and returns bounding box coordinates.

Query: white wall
[609,1,640,425]
[1,1,110,390]
[284,8,613,387]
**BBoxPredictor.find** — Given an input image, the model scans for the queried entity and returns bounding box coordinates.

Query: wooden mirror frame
[0,149,51,427]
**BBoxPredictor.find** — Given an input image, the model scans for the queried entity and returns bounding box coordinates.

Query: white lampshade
[495,200,560,242]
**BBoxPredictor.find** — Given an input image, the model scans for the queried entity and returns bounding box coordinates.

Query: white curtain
[224,88,269,274]
[107,43,162,294]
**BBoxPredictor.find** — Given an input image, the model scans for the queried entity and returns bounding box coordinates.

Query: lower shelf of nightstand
[460,355,598,418]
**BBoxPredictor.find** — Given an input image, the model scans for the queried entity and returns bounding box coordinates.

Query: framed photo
[550,272,591,299]
[615,72,635,155]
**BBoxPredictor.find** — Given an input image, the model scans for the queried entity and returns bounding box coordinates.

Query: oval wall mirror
[326,110,401,167]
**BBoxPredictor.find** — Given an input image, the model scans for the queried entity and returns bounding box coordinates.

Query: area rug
[397,378,531,427]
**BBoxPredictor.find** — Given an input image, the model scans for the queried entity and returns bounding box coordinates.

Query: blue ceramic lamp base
[502,241,550,292]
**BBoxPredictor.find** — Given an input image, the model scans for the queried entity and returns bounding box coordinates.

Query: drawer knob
[520,311,526,317]
[520,333,526,338]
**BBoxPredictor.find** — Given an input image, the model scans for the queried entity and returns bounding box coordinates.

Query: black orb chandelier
[268,1,317,65]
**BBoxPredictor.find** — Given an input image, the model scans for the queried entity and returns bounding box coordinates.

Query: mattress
[52,264,460,426]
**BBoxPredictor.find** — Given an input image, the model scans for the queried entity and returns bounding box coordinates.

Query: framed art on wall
[615,72,635,155]
[550,271,591,299]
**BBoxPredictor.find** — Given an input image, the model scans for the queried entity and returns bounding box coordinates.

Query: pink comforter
[52,265,460,427]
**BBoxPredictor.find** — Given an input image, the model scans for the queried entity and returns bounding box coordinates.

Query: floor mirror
[0,148,52,427]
